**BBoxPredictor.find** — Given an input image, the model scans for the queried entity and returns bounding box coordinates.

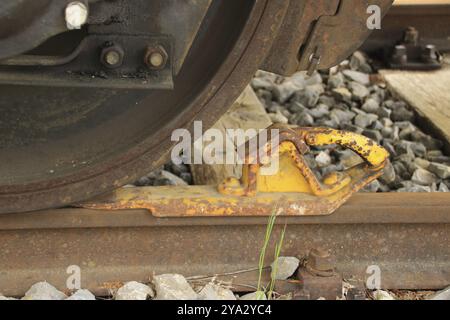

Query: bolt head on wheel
[145,46,168,70]
[65,2,89,30]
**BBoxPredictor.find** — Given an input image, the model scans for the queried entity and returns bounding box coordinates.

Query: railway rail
[0,193,449,297]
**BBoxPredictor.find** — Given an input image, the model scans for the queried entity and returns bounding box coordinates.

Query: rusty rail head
[1,193,450,297]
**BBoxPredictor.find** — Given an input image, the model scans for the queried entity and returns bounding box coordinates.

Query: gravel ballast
[250,52,450,193]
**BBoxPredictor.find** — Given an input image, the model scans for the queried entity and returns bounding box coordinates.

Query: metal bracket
[0,34,174,89]
[388,27,442,71]
[79,125,389,217]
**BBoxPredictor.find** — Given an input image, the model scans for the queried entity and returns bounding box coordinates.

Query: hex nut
[65,2,89,30]
[145,46,168,70]
[307,248,336,273]
[392,45,408,65]
[422,44,438,61]
[101,45,124,68]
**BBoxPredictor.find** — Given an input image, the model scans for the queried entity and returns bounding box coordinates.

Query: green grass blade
[256,206,278,294]
[268,224,286,300]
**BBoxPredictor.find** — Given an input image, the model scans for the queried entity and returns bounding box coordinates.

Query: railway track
[364,1,450,53]
[0,193,449,297]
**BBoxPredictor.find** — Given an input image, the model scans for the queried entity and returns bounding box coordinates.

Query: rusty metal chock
[80,125,389,217]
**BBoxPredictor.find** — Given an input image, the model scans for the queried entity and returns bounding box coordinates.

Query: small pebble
[22,282,67,300]
[373,290,395,300]
[411,168,439,186]
[332,87,352,102]
[270,256,300,280]
[362,98,380,114]
[198,284,236,300]
[349,81,370,101]
[66,289,96,300]
[115,281,154,300]
[269,111,289,124]
[428,162,450,179]
[315,151,332,168]
[354,113,378,128]
[240,291,267,300]
[153,274,198,300]
[343,70,370,86]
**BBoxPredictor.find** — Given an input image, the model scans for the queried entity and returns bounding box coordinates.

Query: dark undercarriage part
[0,0,393,213]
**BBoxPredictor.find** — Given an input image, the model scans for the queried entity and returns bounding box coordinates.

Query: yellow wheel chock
[80,125,389,217]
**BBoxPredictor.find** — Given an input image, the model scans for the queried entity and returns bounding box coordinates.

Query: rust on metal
[80,126,388,217]
[0,0,291,214]
[261,0,340,75]
[304,248,336,277]
[0,193,449,297]
[297,266,343,300]
[298,0,394,71]
[262,0,394,75]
